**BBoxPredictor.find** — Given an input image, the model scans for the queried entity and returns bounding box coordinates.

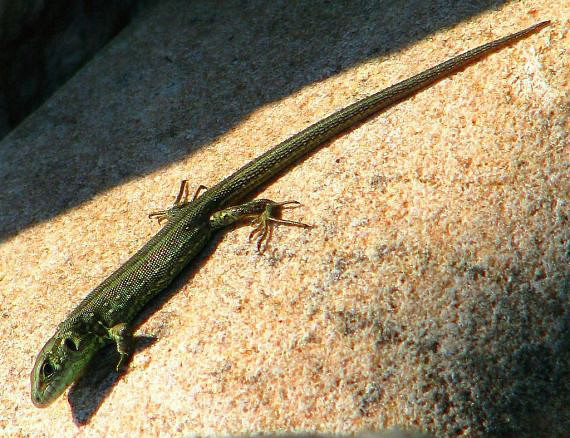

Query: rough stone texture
[0,0,153,139]
[0,0,568,436]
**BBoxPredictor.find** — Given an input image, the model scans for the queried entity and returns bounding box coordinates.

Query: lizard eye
[42,361,55,379]
[63,338,79,352]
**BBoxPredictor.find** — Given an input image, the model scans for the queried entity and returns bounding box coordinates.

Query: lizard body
[31,21,549,407]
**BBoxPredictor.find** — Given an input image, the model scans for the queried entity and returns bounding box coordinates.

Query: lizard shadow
[68,334,156,425]
[67,230,224,425]
[68,207,300,424]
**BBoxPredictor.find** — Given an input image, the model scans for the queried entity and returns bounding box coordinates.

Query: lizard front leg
[105,322,132,371]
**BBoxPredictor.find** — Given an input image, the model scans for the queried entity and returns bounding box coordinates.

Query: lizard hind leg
[210,199,312,252]
[148,181,209,224]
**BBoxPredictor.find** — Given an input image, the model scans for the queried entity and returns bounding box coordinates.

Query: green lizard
[31,21,549,407]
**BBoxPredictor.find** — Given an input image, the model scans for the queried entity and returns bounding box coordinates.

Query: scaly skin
[31,21,549,407]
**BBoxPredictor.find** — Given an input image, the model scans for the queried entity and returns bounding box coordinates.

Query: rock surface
[0,0,568,436]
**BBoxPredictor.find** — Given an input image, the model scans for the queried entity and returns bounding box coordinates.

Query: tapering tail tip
[531,20,551,31]
[511,20,551,40]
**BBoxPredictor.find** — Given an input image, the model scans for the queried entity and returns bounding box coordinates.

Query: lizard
[30,20,549,407]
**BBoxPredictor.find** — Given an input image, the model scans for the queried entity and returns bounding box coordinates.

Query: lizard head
[31,325,104,407]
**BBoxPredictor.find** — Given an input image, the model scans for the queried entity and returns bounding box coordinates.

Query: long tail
[206,20,550,208]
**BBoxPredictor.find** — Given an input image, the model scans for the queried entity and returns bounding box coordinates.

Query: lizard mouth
[32,380,59,407]
[31,357,75,407]
[31,367,78,407]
